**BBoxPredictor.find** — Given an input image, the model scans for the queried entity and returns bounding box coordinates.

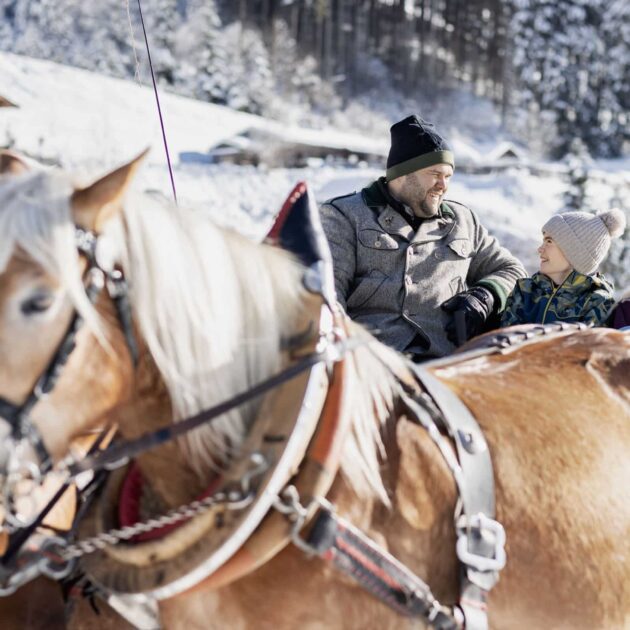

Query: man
[319,115,526,360]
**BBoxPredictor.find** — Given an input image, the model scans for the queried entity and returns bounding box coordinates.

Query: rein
[65,336,352,478]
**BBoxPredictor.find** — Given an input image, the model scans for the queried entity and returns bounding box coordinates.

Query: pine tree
[508,0,626,159]
[140,0,180,85]
[562,138,592,212]
[222,23,274,114]
[599,205,630,293]
[172,0,230,104]
[0,0,18,49]
[599,0,630,156]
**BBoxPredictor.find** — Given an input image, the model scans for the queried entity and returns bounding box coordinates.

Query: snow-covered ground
[1,51,628,278]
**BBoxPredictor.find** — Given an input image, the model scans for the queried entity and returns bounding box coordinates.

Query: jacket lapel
[377,208,414,241]
[411,211,455,244]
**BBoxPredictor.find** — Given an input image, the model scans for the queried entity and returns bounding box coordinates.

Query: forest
[0,0,628,158]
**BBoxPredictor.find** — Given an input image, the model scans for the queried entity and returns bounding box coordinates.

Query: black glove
[441,286,495,345]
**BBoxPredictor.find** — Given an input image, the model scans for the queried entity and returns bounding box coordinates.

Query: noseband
[0,228,138,474]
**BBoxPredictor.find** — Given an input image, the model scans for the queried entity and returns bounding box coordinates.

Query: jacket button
[405,276,412,285]
[403,308,409,316]
[375,240,382,248]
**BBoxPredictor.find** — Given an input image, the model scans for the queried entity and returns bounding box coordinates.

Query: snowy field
[1,51,628,278]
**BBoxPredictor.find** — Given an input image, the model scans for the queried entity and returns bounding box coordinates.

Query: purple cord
[136,0,177,204]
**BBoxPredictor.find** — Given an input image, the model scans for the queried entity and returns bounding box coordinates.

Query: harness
[0,181,591,629]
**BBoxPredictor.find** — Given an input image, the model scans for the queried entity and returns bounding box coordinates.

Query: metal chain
[60,488,254,561]
[0,454,270,595]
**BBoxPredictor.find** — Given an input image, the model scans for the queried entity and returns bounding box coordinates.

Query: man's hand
[441,286,495,345]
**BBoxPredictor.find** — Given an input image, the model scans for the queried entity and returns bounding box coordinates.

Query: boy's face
[538,232,572,278]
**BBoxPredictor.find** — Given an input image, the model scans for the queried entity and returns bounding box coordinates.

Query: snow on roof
[0,52,264,169]
[252,121,388,157]
[485,141,527,162]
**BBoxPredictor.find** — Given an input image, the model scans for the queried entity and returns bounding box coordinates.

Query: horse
[0,151,628,630]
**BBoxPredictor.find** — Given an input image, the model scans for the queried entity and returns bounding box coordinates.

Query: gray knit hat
[542,208,626,275]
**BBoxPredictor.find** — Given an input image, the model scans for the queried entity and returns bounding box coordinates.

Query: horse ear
[71,148,149,232]
[0,150,30,175]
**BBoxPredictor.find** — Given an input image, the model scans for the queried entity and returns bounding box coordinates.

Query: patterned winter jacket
[320,179,526,358]
[500,271,615,327]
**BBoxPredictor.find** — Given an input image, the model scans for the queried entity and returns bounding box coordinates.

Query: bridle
[0,220,347,592]
[0,227,138,518]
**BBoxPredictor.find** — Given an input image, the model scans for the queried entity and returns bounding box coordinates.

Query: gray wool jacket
[319,179,526,358]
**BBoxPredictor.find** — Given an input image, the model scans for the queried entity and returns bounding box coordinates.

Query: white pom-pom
[597,208,626,238]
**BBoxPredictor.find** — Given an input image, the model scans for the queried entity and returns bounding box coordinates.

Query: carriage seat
[266,182,337,306]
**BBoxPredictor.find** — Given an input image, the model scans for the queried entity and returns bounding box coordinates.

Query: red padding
[117,462,222,543]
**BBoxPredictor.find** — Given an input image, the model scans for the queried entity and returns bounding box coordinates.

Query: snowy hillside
[1,52,628,284]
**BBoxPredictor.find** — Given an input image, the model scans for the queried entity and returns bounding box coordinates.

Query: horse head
[0,152,146,473]
[0,152,338,513]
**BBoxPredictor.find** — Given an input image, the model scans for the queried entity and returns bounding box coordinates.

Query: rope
[124,0,141,83]
[135,0,178,203]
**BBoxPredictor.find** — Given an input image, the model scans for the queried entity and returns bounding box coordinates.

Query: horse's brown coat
[157,330,630,629]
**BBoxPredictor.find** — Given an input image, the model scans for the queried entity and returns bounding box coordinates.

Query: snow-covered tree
[598,0,630,157]
[222,23,273,114]
[599,205,630,294]
[562,138,593,212]
[172,0,230,104]
[141,0,180,85]
[508,0,626,158]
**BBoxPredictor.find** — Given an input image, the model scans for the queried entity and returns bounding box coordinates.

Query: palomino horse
[0,152,628,630]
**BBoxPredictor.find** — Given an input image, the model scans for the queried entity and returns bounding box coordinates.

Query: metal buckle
[273,485,329,556]
[456,512,506,573]
[0,536,75,596]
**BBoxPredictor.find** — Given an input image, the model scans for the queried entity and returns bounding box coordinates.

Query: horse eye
[20,292,54,315]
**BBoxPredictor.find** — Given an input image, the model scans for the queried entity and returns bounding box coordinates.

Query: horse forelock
[0,170,102,333]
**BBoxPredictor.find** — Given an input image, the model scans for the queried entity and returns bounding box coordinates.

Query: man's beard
[416,188,442,217]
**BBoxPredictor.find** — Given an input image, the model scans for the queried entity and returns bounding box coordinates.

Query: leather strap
[410,365,505,630]
[304,503,462,629]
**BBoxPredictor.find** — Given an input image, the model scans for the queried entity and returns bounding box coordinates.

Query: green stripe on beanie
[386,150,455,182]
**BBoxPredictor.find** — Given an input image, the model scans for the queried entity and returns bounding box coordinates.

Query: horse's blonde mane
[0,169,408,503]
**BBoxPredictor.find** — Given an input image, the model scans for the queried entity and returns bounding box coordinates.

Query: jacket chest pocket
[357,228,402,275]
[358,229,400,251]
[433,238,472,261]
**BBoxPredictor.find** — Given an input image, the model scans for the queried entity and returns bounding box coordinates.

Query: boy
[501,208,626,327]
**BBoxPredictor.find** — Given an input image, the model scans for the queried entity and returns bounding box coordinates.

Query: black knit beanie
[386,115,454,181]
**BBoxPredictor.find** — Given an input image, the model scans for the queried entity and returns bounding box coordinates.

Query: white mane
[0,168,408,504]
